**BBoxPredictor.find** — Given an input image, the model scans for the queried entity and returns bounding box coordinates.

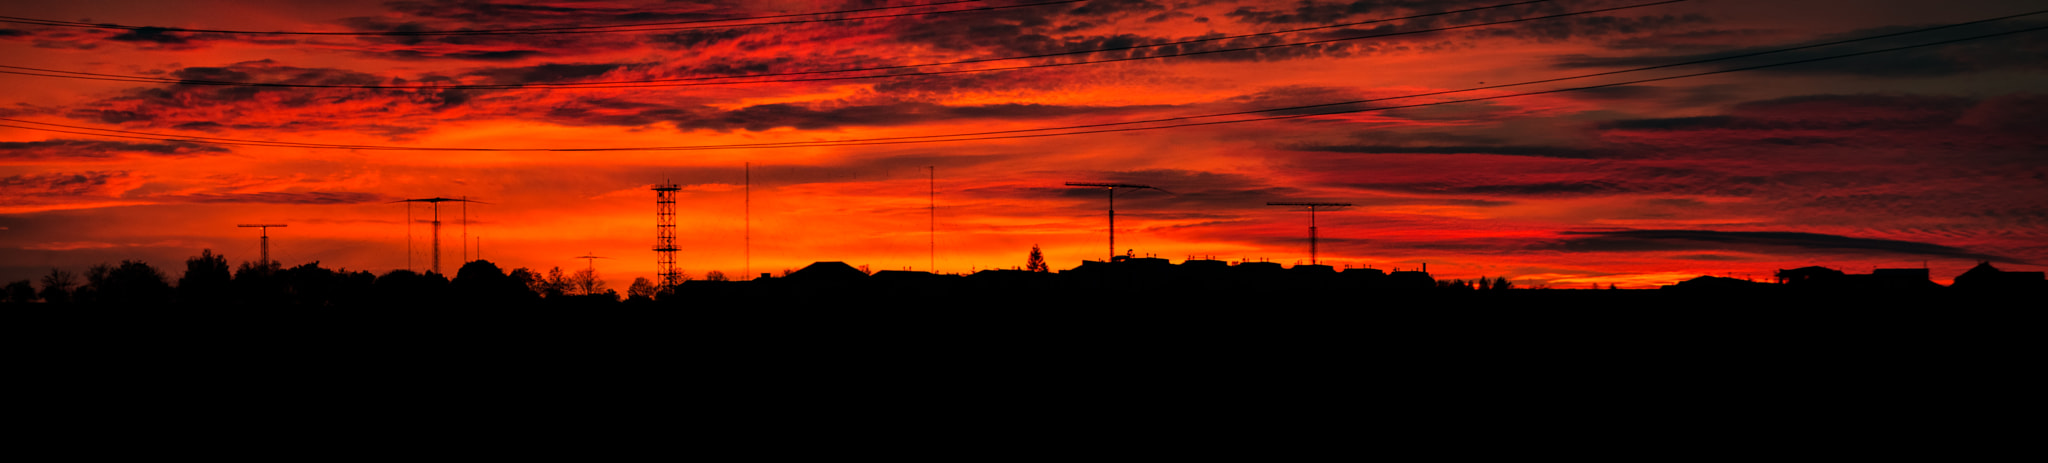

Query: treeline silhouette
[5,249,636,308]
[3,250,2040,309]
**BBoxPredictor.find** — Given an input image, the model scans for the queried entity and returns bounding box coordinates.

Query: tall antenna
[653,180,682,290]
[573,252,611,296]
[1065,182,1165,261]
[391,197,486,275]
[745,162,751,281]
[575,252,609,272]
[462,196,468,264]
[928,166,936,273]
[236,224,287,268]
[405,203,412,271]
[1266,202,1352,266]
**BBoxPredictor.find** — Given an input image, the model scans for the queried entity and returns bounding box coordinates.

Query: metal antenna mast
[236,224,287,267]
[405,204,412,271]
[573,252,611,296]
[462,196,468,263]
[928,166,935,273]
[1066,182,1164,261]
[1267,202,1352,266]
[653,181,682,289]
[391,197,486,275]
[749,160,757,280]
[575,252,609,272]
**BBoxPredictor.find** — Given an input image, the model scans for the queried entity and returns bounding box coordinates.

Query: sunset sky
[3,0,2044,288]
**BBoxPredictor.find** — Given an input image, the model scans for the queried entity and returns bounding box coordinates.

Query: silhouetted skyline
[3,1,2045,288]
[6,248,2039,307]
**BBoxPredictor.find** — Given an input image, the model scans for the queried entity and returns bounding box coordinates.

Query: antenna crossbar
[1067,182,1162,261]
[1267,202,1353,266]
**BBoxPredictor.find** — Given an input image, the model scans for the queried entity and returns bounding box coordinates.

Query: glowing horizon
[3,0,2045,289]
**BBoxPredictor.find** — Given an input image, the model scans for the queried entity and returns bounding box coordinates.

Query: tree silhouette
[706,270,728,282]
[508,267,543,296]
[1027,244,1048,272]
[39,268,76,304]
[179,249,232,305]
[1493,276,1513,291]
[373,269,449,306]
[334,269,377,306]
[81,260,173,305]
[572,268,606,296]
[454,260,538,305]
[4,280,34,303]
[282,262,340,306]
[627,277,657,302]
[541,267,569,298]
[233,260,287,306]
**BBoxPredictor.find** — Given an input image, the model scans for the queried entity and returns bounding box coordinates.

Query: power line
[0,0,1664,91]
[0,1,1082,36]
[3,19,2041,151]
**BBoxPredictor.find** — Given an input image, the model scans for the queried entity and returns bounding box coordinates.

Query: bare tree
[705,270,728,282]
[39,268,77,304]
[572,268,607,296]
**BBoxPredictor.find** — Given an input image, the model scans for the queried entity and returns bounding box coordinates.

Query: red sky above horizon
[3,0,2045,289]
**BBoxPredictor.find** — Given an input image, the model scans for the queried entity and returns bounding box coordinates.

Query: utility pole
[1065,182,1165,261]
[1267,202,1352,266]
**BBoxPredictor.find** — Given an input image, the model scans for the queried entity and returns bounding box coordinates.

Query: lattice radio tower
[653,181,681,289]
